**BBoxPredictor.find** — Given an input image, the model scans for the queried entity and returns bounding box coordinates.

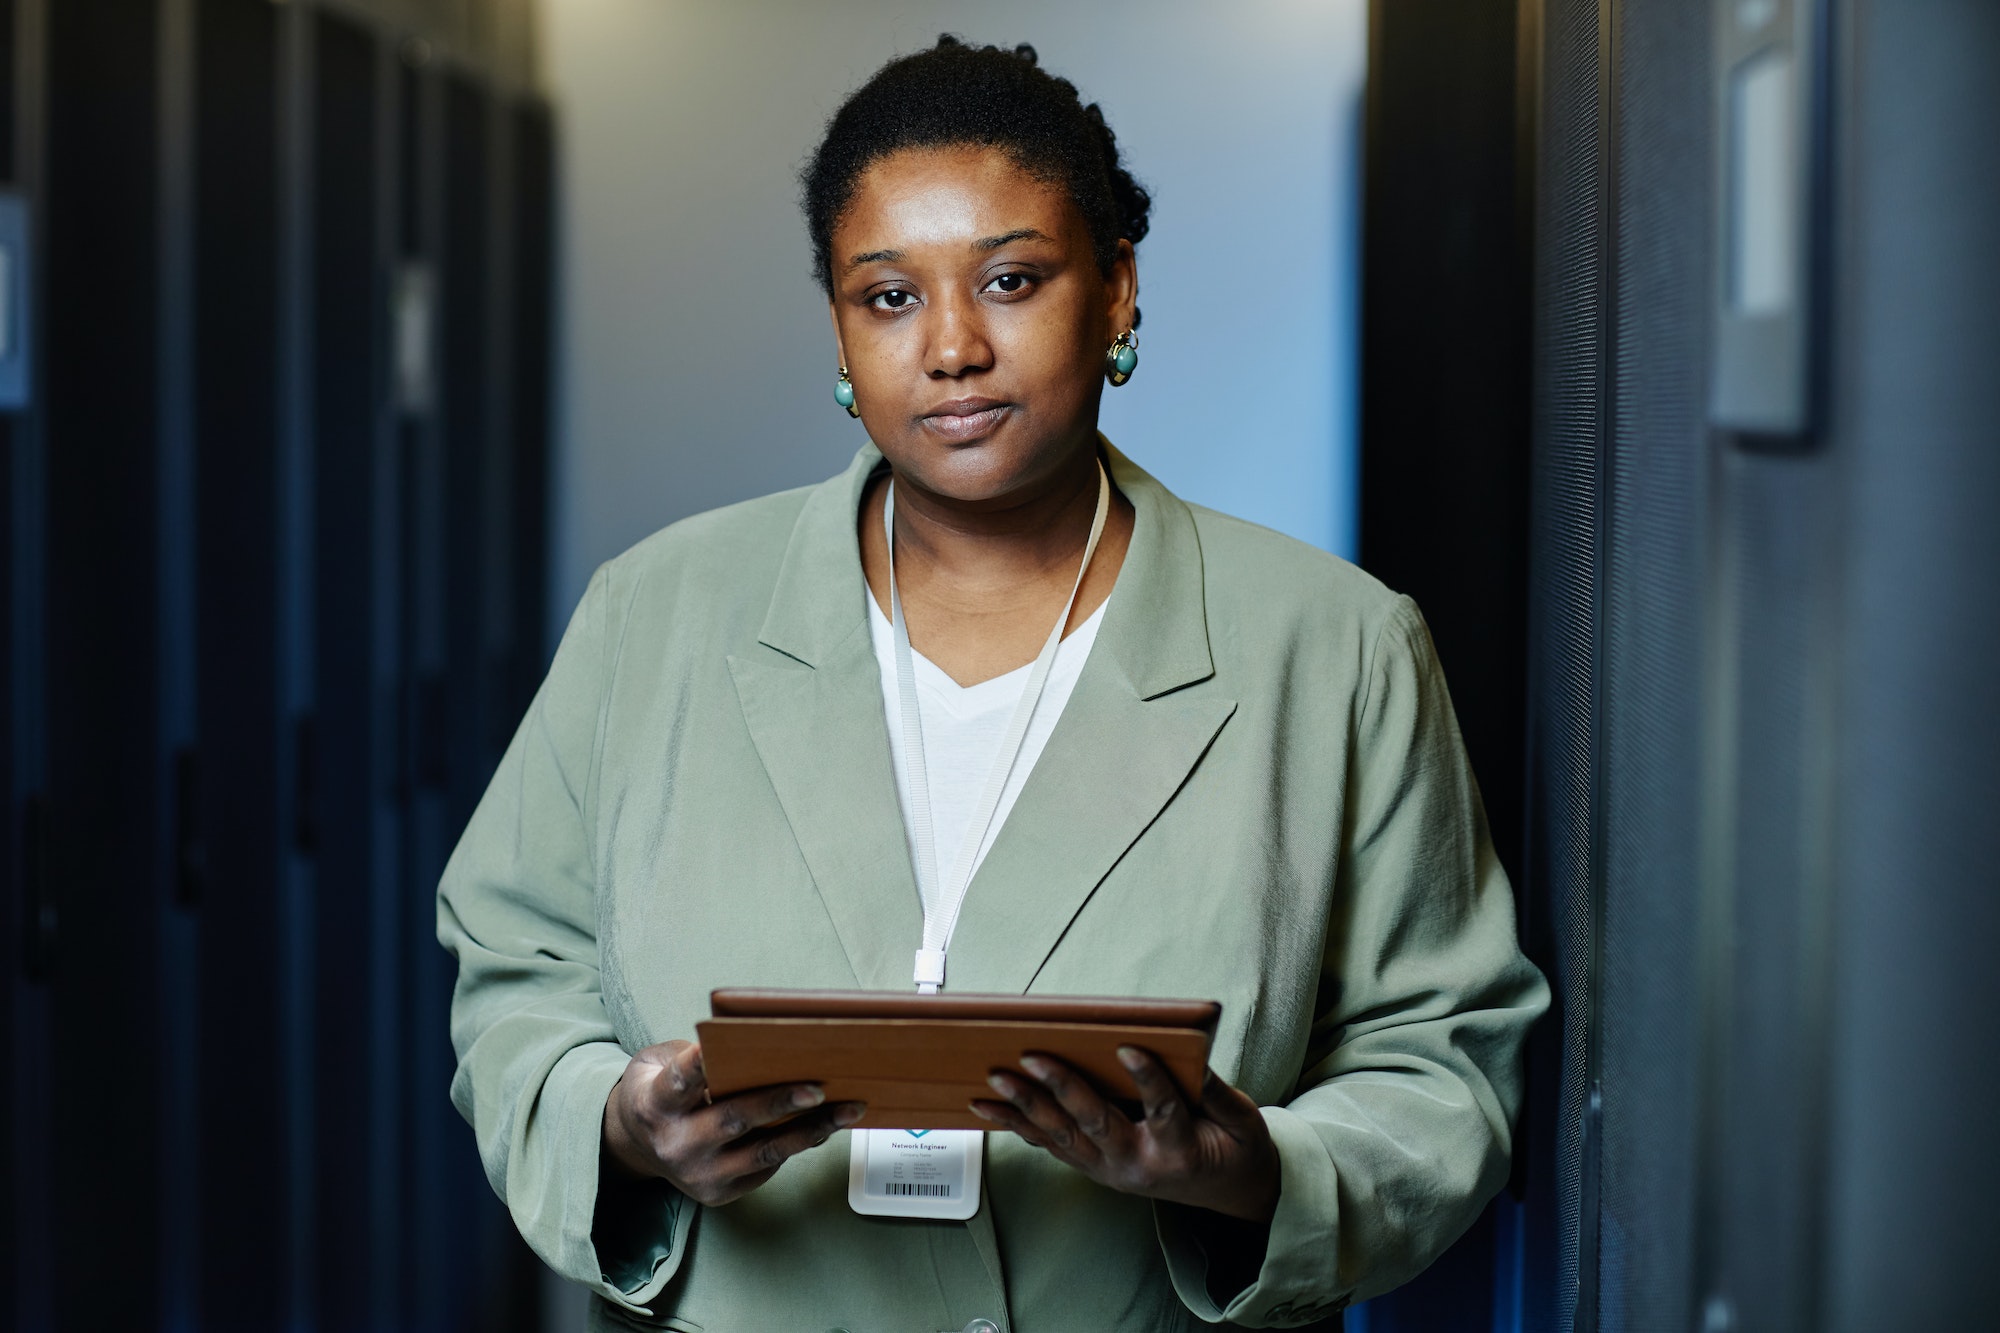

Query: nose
[925,289,994,379]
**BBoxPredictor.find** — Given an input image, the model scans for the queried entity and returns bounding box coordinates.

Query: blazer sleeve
[1158,595,1551,1327]
[436,566,694,1314]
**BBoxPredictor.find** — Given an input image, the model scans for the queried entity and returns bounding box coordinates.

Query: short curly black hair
[801,36,1151,320]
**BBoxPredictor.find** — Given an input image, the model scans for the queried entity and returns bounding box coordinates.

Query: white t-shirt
[869,595,1107,897]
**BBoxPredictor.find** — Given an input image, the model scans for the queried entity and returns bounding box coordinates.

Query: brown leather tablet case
[696,989,1222,1131]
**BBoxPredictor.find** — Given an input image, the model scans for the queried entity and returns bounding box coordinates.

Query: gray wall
[540,0,1366,638]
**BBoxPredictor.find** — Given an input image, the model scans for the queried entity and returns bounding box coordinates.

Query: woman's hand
[970,1047,1281,1223]
[602,1039,867,1207]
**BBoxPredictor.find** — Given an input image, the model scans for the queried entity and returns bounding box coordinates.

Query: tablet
[696,988,1222,1131]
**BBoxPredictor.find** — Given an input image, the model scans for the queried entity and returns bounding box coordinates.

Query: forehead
[837,145,1078,254]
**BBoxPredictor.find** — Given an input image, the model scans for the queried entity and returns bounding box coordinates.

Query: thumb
[644,1038,708,1112]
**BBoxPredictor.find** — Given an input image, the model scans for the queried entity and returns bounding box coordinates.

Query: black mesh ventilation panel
[1527,0,1605,1328]
[1596,0,1709,1329]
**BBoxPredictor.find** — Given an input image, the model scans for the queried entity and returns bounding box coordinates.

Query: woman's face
[828,145,1137,506]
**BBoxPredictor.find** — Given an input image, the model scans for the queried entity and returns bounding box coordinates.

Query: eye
[984,272,1032,295]
[868,288,918,312]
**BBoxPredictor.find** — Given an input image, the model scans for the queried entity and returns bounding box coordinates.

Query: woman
[440,37,1547,1332]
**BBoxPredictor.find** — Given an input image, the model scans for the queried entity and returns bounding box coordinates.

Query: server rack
[2,1,554,1327]
[1364,2,2000,1330]
[1532,2,2000,1330]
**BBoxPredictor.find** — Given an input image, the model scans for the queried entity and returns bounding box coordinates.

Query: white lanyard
[886,460,1111,993]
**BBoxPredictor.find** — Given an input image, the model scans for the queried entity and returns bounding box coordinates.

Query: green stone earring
[1105,329,1139,387]
[835,366,860,418]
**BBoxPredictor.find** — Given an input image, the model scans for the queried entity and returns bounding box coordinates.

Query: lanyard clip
[914,947,946,994]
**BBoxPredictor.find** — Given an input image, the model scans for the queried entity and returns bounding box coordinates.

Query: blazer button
[962,1321,1001,1333]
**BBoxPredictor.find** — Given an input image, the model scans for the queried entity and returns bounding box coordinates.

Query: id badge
[847,1128,983,1220]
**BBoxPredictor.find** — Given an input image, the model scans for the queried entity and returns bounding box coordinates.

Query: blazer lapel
[941,671,1235,996]
[726,446,923,992]
[941,443,1237,996]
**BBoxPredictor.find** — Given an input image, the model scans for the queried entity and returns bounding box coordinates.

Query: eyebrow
[973,227,1054,251]
[842,228,1057,274]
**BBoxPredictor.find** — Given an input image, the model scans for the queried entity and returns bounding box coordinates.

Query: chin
[888,430,1081,505]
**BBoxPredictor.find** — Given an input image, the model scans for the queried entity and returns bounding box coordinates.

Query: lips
[920,398,1012,443]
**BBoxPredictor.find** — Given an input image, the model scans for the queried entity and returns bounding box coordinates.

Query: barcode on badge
[884,1182,953,1197]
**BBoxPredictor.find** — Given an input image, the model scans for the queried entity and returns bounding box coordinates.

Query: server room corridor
[4,2,1995,1330]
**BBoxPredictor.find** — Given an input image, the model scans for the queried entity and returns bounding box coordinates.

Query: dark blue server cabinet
[2,1,555,1328]
[1360,1,2000,1330]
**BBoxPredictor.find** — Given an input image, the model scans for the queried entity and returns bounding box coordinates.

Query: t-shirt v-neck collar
[867,598,1109,715]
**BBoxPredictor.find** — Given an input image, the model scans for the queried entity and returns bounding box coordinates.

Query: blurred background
[3,0,1996,1330]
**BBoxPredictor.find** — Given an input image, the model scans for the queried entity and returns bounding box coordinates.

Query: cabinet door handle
[293,713,317,856]
[173,747,204,908]
[22,792,54,980]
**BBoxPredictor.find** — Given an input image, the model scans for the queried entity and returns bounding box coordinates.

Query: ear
[1105,238,1139,336]
[828,302,850,370]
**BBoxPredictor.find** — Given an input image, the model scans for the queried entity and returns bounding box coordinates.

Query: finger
[1118,1045,1195,1149]
[697,1081,830,1145]
[1021,1054,1133,1155]
[712,1101,865,1181]
[988,1066,1099,1166]
[968,1099,1048,1148]
[1197,1069,1269,1139]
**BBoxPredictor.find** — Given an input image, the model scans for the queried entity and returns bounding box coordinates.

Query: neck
[886,445,1103,586]
[860,438,1133,685]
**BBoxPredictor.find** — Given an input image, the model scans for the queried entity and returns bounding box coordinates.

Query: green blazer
[438,441,1548,1332]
